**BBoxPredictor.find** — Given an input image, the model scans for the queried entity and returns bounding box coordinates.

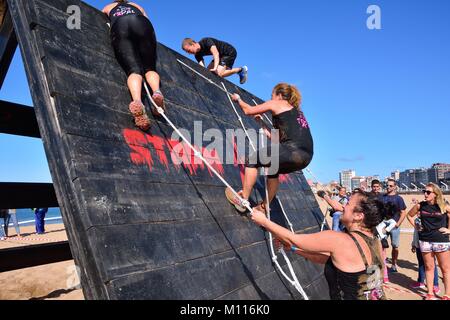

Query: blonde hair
[182,38,196,50]
[273,83,302,109]
[427,183,446,212]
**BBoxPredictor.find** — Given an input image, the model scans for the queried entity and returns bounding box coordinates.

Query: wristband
[291,246,299,253]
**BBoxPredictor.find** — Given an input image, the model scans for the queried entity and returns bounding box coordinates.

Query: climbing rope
[221,82,308,300]
[303,168,334,231]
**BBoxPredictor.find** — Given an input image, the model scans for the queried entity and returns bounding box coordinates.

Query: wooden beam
[0,100,40,138]
[0,241,72,272]
[0,7,18,89]
[0,183,58,209]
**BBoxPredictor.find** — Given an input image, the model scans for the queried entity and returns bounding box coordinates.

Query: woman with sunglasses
[408,183,450,300]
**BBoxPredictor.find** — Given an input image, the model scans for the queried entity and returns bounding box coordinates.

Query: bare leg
[266,177,280,205]
[242,167,258,200]
[218,65,242,78]
[436,251,450,296]
[423,252,436,295]
[392,248,399,268]
[128,73,143,102]
[144,71,161,93]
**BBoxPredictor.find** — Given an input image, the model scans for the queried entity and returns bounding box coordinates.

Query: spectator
[4,209,21,238]
[255,190,386,300]
[33,208,48,235]
[380,179,407,273]
[408,223,440,293]
[370,180,383,198]
[408,183,450,300]
[0,209,7,240]
[327,187,348,232]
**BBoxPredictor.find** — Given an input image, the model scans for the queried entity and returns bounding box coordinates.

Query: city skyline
[1,1,450,184]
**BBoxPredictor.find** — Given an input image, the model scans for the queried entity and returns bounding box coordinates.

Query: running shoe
[238,66,248,84]
[151,91,165,116]
[129,101,151,131]
[433,286,441,295]
[225,188,247,213]
[424,294,438,300]
[390,265,398,273]
[410,282,426,290]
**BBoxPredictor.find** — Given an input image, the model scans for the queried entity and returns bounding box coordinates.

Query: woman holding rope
[252,189,387,300]
[225,83,313,213]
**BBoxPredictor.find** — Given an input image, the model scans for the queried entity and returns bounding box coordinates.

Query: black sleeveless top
[419,201,449,243]
[109,2,143,27]
[324,231,385,300]
[272,108,313,155]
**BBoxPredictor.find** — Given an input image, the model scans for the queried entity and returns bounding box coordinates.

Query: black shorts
[245,143,313,179]
[111,15,158,76]
[219,51,237,69]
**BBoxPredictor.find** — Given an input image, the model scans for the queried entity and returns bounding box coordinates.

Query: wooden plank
[0,241,73,272]
[0,100,40,138]
[0,8,17,88]
[0,183,58,209]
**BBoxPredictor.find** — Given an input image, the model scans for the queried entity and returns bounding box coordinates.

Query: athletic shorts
[389,227,401,249]
[419,241,450,253]
[219,54,237,69]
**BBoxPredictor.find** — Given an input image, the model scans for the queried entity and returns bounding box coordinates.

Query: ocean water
[9,208,63,226]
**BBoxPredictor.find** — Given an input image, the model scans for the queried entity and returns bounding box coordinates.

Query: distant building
[432,163,450,182]
[399,168,429,189]
[351,176,366,191]
[340,170,355,191]
[391,170,400,181]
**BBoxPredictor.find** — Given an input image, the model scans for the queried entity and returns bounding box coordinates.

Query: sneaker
[410,282,426,290]
[238,66,248,84]
[225,188,247,213]
[129,101,151,131]
[424,294,438,300]
[390,265,398,273]
[433,286,441,295]
[151,91,165,115]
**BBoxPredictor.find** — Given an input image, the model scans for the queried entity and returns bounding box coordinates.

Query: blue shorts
[389,227,400,249]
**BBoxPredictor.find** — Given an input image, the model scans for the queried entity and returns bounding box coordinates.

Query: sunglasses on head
[423,190,433,196]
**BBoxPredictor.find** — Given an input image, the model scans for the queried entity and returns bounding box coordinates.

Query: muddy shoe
[225,188,247,213]
[134,114,152,131]
[129,100,145,117]
[151,91,165,116]
[129,101,151,131]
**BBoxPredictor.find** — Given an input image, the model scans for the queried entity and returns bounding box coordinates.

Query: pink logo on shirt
[297,114,309,129]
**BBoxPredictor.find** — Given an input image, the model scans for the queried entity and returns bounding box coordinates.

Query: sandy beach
[1,193,449,300]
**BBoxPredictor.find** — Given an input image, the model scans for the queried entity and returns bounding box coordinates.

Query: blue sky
[1,0,449,184]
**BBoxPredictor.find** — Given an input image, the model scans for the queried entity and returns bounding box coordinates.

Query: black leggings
[111,15,157,76]
[246,143,313,178]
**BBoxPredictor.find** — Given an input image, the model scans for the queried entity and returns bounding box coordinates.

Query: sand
[0,193,448,300]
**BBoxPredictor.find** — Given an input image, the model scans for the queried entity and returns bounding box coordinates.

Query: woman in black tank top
[102,1,165,131]
[225,83,314,213]
[252,189,387,300]
[408,183,450,300]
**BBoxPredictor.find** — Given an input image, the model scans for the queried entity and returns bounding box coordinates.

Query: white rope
[251,99,273,127]
[221,83,257,152]
[143,82,253,214]
[260,129,309,300]
[172,64,308,299]
[304,168,332,232]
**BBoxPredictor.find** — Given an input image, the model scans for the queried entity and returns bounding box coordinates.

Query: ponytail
[273,83,302,109]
